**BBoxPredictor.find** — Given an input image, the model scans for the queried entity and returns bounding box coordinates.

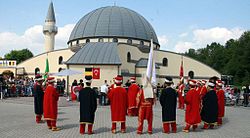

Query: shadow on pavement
[61,123,78,130]
[126,126,137,133]
[57,118,69,121]
[94,127,110,133]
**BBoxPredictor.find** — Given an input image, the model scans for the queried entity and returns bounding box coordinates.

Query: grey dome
[68,6,159,45]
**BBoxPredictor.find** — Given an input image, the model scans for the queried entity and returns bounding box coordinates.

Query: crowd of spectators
[0,74,66,98]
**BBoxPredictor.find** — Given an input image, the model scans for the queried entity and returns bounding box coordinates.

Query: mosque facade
[15,2,220,87]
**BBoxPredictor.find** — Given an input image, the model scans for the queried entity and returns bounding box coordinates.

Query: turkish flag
[92,68,100,79]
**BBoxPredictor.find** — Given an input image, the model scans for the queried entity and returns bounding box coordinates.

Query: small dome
[68,6,159,45]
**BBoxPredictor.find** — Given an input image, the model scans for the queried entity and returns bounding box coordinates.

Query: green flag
[44,57,49,79]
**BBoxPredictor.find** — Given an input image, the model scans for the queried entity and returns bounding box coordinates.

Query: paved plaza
[0,97,250,138]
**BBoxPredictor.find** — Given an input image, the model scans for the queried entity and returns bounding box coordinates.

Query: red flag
[92,68,100,79]
[179,56,184,78]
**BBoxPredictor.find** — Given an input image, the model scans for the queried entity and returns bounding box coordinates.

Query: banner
[92,68,100,79]
[179,56,184,78]
[44,57,49,79]
[143,38,156,99]
[85,68,92,76]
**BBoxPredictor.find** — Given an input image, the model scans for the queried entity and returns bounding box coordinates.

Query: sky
[0,0,249,57]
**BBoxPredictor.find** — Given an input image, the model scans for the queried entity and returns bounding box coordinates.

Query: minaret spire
[43,1,57,52]
[45,2,56,22]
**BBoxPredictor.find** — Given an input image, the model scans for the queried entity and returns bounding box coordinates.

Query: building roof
[135,58,160,69]
[68,6,159,45]
[45,2,56,22]
[66,42,121,65]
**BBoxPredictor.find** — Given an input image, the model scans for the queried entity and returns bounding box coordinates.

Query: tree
[4,49,33,64]
[184,31,250,85]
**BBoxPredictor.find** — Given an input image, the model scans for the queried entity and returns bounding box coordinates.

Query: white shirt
[100,84,108,94]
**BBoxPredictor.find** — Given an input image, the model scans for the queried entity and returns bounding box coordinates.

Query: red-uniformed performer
[108,75,128,134]
[43,77,60,131]
[200,79,218,129]
[79,76,97,135]
[200,80,207,99]
[183,80,201,133]
[127,77,140,116]
[196,80,202,95]
[216,80,225,126]
[34,74,44,123]
[177,77,185,109]
[136,88,155,134]
[160,77,178,133]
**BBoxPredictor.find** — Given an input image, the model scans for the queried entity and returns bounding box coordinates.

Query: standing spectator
[100,80,108,105]
[10,82,16,97]
[62,78,66,93]
[27,78,34,96]
[234,87,240,105]
[71,80,78,101]
[23,78,28,96]
[78,79,84,88]
[242,85,249,107]
[160,77,177,133]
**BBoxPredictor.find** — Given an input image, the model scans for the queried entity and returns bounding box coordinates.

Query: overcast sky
[0,0,249,57]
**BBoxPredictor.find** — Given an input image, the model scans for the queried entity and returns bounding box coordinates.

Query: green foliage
[184,31,250,85]
[4,49,33,64]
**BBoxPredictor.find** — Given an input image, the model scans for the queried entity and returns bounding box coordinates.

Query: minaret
[43,2,57,52]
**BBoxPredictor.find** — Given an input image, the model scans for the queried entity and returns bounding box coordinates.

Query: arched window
[86,39,90,43]
[127,52,131,62]
[162,58,168,66]
[58,56,63,64]
[127,39,132,44]
[188,71,194,79]
[113,38,118,42]
[35,68,40,75]
[58,68,62,72]
[98,38,104,42]
[140,41,144,45]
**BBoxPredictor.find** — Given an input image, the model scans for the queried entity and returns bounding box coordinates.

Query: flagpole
[143,34,156,99]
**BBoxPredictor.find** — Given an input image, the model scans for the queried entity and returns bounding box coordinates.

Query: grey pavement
[0,97,250,138]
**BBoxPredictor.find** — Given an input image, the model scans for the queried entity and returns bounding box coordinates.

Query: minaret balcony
[43,25,58,34]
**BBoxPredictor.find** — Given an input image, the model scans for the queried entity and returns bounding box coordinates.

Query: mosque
[13,2,220,87]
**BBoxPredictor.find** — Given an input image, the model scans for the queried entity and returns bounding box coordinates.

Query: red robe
[216,89,225,118]
[177,84,185,109]
[196,86,202,95]
[43,84,59,120]
[108,86,128,122]
[127,84,140,112]
[185,88,201,125]
[200,85,207,99]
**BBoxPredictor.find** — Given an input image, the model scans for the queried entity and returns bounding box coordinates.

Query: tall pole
[66,64,70,101]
